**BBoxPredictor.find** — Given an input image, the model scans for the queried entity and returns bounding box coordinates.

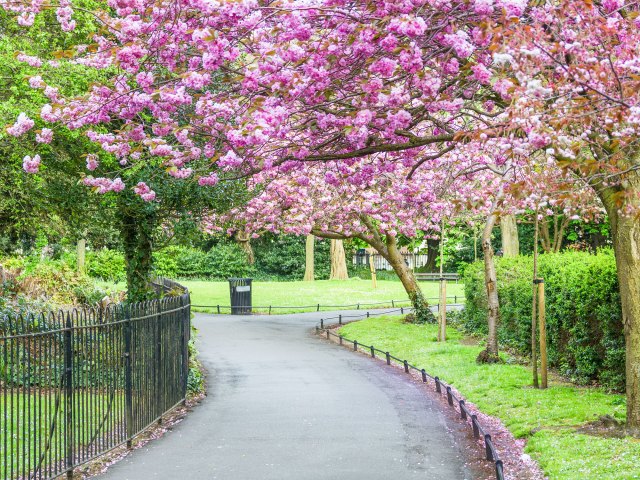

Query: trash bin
[229,278,252,314]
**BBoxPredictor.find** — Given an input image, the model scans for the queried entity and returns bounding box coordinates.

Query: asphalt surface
[96,310,487,480]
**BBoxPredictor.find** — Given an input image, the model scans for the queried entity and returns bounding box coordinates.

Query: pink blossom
[471,64,492,84]
[369,58,397,78]
[22,154,41,173]
[29,76,45,89]
[35,128,53,144]
[133,181,156,201]
[7,113,35,137]
[16,54,42,67]
[198,173,219,186]
[86,154,99,171]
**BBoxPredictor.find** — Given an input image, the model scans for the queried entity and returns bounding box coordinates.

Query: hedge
[461,250,624,391]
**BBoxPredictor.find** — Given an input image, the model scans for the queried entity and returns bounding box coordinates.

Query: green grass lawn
[179,279,465,313]
[339,316,638,480]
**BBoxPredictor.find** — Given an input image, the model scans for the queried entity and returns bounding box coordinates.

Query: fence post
[435,376,441,393]
[459,400,467,420]
[64,313,74,480]
[217,305,220,314]
[124,305,134,449]
[155,303,162,423]
[339,314,342,325]
[317,304,320,312]
[354,340,358,351]
[370,346,375,358]
[180,297,188,403]
[471,415,480,438]
[320,319,324,329]
[403,360,409,373]
[366,311,370,318]
[446,386,453,406]
[386,352,391,365]
[421,369,427,382]
[485,434,494,461]
[339,336,343,345]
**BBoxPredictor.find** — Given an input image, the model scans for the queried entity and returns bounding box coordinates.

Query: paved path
[97,311,487,480]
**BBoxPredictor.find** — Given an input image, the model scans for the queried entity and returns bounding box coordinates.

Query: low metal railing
[0,282,191,480]
[316,309,505,480]
[193,296,464,314]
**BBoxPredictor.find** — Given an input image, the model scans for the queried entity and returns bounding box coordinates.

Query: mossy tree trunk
[118,198,157,303]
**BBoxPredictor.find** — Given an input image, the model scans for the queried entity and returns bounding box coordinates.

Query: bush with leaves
[86,249,126,282]
[461,250,623,390]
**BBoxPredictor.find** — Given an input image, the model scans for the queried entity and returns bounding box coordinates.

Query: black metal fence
[316,309,505,480]
[0,280,191,480]
[193,296,464,314]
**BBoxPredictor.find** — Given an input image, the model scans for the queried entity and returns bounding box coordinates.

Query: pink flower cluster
[83,177,126,193]
[22,154,41,173]
[133,182,156,201]
[7,113,35,137]
[198,172,219,186]
[86,154,99,171]
[35,128,53,144]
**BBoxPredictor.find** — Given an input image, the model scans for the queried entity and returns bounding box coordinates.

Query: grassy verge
[338,316,638,479]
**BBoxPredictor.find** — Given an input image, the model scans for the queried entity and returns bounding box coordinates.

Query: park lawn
[339,316,638,480]
[179,279,465,313]
[0,392,120,479]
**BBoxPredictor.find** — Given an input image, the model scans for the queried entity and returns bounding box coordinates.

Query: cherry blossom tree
[206,154,492,323]
[4,0,640,423]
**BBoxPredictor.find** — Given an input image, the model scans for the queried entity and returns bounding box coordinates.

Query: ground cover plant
[339,316,635,479]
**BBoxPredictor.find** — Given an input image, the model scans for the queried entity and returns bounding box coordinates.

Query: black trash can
[229,278,253,314]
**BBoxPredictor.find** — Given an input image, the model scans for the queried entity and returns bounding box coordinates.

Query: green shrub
[201,243,254,279]
[461,250,624,391]
[152,248,180,278]
[87,249,126,282]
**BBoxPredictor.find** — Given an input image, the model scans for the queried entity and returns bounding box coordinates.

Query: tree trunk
[478,209,502,363]
[598,175,640,428]
[234,231,255,265]
[329,239,349,280]
[77,238,86,274]
[500,214,519,257]
[425,238,439,272]
[384,237,434,323]
[119,203,156,302]
[303,235,314,281]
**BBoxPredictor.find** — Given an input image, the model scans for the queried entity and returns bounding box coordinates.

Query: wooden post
[439,279,447,342]
[538,279,548,389]
[77,238,86,274]
[438,219,446,342]
[369,254,377,289]
[531,210,540,389]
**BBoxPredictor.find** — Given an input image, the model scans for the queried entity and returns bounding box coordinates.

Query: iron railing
[316,309,505,480]
[0,281,191,480]
[193,296,464,314]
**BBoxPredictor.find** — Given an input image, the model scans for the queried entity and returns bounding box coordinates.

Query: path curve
[96,311,489,480]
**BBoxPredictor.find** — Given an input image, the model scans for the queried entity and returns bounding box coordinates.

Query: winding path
[96,311,488,480]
